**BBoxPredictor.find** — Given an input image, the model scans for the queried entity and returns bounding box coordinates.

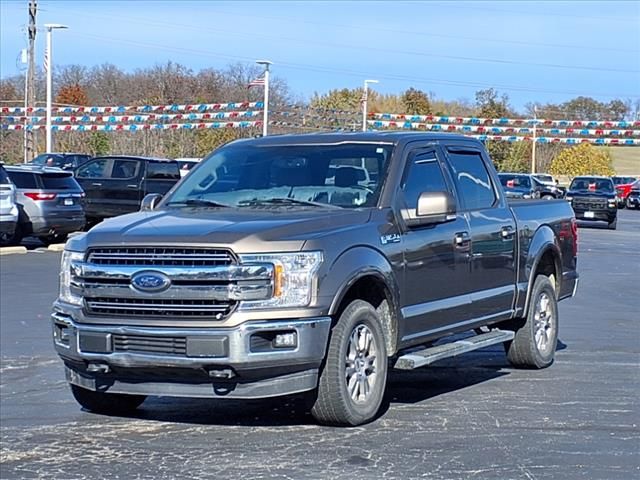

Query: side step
[394,329,515,370]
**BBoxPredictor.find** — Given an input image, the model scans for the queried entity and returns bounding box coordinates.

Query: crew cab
[52,133,578,426]
[565,176,618,229]
[74,156,180,224]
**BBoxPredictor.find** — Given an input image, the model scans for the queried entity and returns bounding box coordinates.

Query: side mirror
[403,191,457,227]
[140,193,162,211]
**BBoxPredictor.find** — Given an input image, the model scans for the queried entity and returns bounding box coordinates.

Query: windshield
[32,154,64,167]
[499,174,531,189]
[569,177,614,193]
[535,174,553,183]
[612,176,636,185]
[165,142,393,209]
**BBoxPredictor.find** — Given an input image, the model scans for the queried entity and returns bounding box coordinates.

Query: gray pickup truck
[52,132,578,426]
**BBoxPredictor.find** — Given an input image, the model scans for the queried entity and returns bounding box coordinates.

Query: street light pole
[44,23,68,153]
[362,79,378,132]
[256,60,272,137]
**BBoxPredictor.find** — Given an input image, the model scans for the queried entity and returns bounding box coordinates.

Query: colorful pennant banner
[2,121,261,131]
[0,101,264,115]
[2,111,262,124]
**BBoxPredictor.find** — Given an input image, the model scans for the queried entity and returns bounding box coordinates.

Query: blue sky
[1,0,639,111]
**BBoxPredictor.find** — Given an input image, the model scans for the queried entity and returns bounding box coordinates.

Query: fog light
[54,323,70,347]
[273,332,297,348]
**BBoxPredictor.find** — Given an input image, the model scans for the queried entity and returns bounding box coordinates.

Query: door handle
[454,231,471,250]
[91,182,102,187]
[126,184,138,189]
[501,226,515,240]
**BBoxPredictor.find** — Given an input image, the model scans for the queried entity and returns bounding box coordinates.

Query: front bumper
[572,208,616,223]
[52,311,332,399]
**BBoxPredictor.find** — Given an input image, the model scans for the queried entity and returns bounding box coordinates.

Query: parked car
[53,132,578,426]
[30,153,92,171]
[532,173,565,198]
[175,158,201,178]
[4,165,86,244]
[611,176,638,208]
[0,164,19,246]
[565,176,617,229]
[74,156,181,224]
[498,173,541,199]
[625,180,640,209]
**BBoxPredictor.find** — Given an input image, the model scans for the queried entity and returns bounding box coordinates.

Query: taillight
[571,217,578,256]
[24,192,57,201]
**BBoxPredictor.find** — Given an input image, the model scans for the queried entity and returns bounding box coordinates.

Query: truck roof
[234,131,482,147]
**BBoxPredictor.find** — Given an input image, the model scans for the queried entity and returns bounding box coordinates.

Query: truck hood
[71,207,372,253]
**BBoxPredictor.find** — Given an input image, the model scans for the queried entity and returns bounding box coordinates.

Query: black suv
[30,153,92,171]
[74,156,181,223]
[565,176,618,229]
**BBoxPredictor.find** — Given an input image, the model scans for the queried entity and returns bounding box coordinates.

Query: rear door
[399,146,473,341]
[444,145,516,320]
[143,161,181,198]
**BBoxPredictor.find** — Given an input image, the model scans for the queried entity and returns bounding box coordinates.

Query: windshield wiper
[166,199,230,208]
[238,197,341,208]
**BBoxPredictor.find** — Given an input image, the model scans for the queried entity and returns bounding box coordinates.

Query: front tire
[311,300,388,426]
[70,384,146,415]
[504,275,558,369]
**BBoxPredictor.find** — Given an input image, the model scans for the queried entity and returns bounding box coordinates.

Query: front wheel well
[334,276,397,356]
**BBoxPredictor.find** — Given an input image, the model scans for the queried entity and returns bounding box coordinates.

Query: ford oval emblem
[131,271,171,293]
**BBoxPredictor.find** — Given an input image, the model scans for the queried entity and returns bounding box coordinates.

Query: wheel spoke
[347,374,359,400]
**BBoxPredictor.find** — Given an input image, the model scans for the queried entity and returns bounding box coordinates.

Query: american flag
[44,46,49,74]
[248,76,265,88]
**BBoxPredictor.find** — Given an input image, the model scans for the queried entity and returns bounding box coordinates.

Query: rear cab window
[146,161,180,180]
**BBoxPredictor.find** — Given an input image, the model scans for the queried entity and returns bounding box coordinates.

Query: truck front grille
[85,297,236,319]
[573,198,607,210]
[112,334,187,355]
[86,247,234,267]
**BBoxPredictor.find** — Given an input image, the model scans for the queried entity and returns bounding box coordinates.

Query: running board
[394,329,515,370]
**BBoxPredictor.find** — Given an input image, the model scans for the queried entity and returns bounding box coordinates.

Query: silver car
[0,164,19,245]
[4,165,86,245]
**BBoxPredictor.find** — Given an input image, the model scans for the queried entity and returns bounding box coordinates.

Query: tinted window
[499,174,531,188]
[146,162,181,180]
[77,159,111,179]
[402,151,448,208]
[111,160,140,179]
[40,174,80,190]
[6,171,38,189]
[0,166,10,184]
[179,161,197,171]
[447,150,496,210]
[31,154,63,166]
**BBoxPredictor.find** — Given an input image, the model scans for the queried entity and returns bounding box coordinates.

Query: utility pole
[26,0,37,161]
[362,79,378,131]
[531,106,537,174]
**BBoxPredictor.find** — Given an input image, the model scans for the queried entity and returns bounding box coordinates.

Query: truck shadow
[110,343,563,427]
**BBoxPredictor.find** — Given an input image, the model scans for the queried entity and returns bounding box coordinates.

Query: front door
[399,147,473,342]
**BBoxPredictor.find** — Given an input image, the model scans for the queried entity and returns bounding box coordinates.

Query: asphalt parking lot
[1,210,639,480]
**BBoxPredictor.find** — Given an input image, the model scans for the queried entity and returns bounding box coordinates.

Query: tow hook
[208,368,236,379]
[86,363,110,374]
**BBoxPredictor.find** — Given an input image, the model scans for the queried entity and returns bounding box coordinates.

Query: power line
[66,31,640,99]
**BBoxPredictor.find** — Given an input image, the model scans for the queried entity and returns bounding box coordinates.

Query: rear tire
[70,384,146,414]
[504,275,558,369]
[608,218,617,230]
[40,233,68,246]
[310,300,388,426]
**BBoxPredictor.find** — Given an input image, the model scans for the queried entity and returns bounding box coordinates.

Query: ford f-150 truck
[52,132,578,426]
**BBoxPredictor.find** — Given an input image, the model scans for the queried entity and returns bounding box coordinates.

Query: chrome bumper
[52,312,332,398]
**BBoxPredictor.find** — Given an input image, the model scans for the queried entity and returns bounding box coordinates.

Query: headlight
[239,251,323,309]
[565,196,573,202]
[608,199,617,207]
[59,250,84,306]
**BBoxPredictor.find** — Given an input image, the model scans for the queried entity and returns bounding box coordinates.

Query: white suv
[0,164,19,246]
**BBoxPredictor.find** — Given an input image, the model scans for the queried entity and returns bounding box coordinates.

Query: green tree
[401,87,431,114]
[310,88,362,111]
[87,132,110,156]
[549,144,615,176]
[475,88,514,170]
[194,128,240,157]
[500,142,531,173]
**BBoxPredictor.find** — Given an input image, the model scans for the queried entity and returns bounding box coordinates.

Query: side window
[402,151,449,209]
[6,171,38,189]
[110,160,140,179]
[146,162,181,180]
[447,150,496,210]
[76,159,111,179]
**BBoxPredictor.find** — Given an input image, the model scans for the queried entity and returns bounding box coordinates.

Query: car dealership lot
[1,211,638,479]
